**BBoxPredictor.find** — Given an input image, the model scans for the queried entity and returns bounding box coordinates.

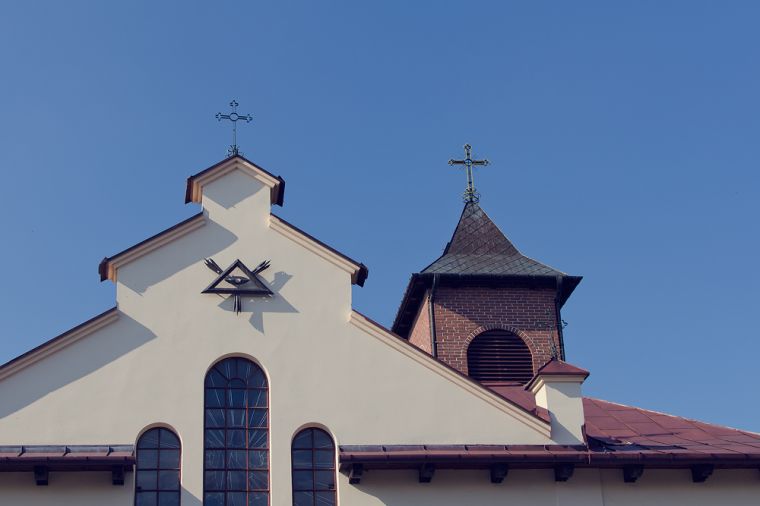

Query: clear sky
[1,1,758,431]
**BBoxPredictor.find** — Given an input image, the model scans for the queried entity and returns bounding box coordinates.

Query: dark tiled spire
[421,202,567,277]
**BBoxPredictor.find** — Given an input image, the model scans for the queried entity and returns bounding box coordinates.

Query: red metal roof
[583,397,760,459]
[535,358,590,378]
[340,396,760,469]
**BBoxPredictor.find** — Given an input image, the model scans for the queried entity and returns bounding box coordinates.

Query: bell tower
[392,201,581,386]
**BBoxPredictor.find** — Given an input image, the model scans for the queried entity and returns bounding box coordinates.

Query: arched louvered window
[204,357,269,506]
[135,427,181,506]
[291,428,336,506]
[467,330,534,384]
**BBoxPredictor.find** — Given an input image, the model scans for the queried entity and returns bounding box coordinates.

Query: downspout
[555,275,566,361]
[428,274,439,357]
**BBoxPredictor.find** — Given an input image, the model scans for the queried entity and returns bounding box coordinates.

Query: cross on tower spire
[216,100,253,156]
[448,143,490,203]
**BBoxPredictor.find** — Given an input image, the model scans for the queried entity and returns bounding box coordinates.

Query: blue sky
[1,1,758,431]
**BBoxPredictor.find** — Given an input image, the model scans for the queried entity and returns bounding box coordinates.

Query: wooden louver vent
[467,330,534,384]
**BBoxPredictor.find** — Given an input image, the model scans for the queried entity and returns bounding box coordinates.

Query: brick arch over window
[464,324,544,373]
[466,329,534,385]
[204,357,269,506]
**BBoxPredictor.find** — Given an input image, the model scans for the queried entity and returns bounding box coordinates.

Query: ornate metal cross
[448,143,490,203]
[216,100,253,156]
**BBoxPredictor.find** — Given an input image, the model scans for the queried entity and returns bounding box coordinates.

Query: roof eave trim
[0,307,120,381]
[338,449,760,468]
[393,273,582,336]
[185,155,285,207]
[270,214,368,287]
[391,274,424,336]
[349,310,552,437]
[99,213,206,282]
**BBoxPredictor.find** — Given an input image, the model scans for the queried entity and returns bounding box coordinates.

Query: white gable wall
[0,165,560,504]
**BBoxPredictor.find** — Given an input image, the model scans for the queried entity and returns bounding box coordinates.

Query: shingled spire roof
[392,201,582,338]
[421,202,567,277]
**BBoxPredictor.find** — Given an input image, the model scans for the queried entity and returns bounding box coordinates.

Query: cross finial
[216,100,253,156]
[448,143,490,203]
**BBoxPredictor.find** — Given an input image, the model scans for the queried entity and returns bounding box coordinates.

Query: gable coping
[99,212,206,282]
[270,214,368,286]
[185,156,285,207]
[348,310,552,437]
[0,307,120,382]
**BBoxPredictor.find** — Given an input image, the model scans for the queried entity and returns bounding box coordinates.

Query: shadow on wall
[120,219,238,295]
[0,313,157,419]
[211,271,298,333]
[204,170,262,210]
[182,487,202,505]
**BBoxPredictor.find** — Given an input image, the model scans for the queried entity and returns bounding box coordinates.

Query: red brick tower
[392,202,581,386]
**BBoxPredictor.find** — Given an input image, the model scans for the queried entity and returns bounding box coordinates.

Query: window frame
[203,357,270,506]
[291,427,337,506]
[134,426,182,506]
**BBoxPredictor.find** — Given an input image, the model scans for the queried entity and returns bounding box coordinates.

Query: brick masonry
[408,296,432,354]
[407,284,561,376]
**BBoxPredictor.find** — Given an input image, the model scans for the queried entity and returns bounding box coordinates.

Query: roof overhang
[270,214,368,287]
[0,307,119,381]
[526,358,590,392]
[339,444,760,471]
[0,445,134,473]
[392,273,582,338]
[185,155,285,207]
[99,212,205,282]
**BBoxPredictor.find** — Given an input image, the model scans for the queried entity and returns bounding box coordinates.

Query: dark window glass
[291,428,336,506]
[135,428,181,506]
[204,357,269,505]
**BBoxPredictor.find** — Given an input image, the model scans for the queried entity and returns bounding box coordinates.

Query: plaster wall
[0,166,552,504]
[339,468,760,506]
[534,380,585,444]
[2,468,758,505]
[0,472,133,505]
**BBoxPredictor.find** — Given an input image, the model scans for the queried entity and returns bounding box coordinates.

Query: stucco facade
[0,156,758,504]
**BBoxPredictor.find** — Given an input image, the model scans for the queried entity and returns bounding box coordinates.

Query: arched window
[467,330,534,384]
[204,357,269,506]
[135,427,181,506]
[291,428,336,506]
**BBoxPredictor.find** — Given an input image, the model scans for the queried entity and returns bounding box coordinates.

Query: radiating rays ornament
[202,258,273,314]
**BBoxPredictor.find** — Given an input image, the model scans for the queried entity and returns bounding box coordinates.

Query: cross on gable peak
[216,99,253,157]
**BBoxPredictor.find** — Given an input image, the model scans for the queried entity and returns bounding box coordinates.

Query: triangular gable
[185,155,285,206]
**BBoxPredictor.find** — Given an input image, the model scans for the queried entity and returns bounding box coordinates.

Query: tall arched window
[467,330,534,384]
[135,427,181,506]
[291,428,336,506]
[204,357,269,506]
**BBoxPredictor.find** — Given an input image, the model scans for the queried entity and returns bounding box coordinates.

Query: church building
[0,146,759,505]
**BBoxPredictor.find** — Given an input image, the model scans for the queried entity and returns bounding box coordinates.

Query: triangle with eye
[202,259,273,296]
